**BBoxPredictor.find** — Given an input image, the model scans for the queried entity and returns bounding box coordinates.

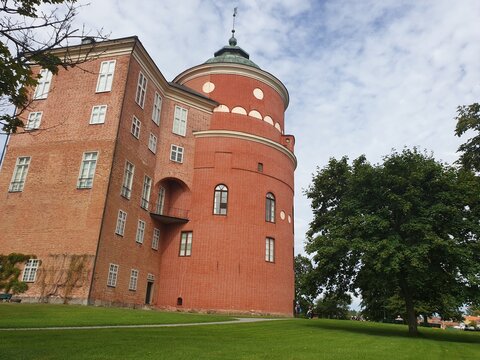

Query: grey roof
[205,35,260,69]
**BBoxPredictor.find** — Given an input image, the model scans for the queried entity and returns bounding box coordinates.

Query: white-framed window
[90,105,107,124]
[148,133,157,153]
[152,92,162,125]
[96,60,115,92]
[213,184,228,215]
[265,237,275,262]
[156,186,166,215]
[141,175,152,210]
[129,269,139,291]
[9,156,31,192]
[121,161,134,199]
[135,72,148,108]
[173,105,188,136]
[115,210,127,236]
[25,111,42,130]
[131,116,141,139]
[77,151,98,189]
[266,192,275,223]
[22,259,40,282]
[136,220,145,244]
[33,69,52,99]
[170,144,184,163]
[107,263,119,287]
[179,231,192,257]
[152,228,160,250]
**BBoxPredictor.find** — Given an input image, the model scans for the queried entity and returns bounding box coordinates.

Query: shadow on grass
[300,319,480,344]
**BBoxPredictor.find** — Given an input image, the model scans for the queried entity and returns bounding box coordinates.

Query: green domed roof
[205,34,260,69]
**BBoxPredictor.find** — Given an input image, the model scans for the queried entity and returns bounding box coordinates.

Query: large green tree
[305,148,480,336]
[455,102,480,172]
[294,254,316,314]
[0,0,106,133]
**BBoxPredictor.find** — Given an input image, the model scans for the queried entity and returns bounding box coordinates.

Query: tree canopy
[0,0,106,133]
[455,102,480,173]
[305,148,480,336]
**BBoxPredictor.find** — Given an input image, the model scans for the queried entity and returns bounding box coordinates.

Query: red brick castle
[0,33,296,315]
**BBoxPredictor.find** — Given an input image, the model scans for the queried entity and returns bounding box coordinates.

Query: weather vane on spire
[232,7,238,36]
[229,7,238,46]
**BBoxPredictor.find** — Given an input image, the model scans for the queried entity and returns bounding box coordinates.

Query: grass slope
[0,304,233,328]
[1,305,479,359]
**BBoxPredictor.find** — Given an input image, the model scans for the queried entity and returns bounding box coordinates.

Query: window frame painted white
[33,69,53,100]
[128,269,139,290]
[135,72,148,108]
[115,210,127,236]
[9,156,31,192]
[25,111,43,130]
[179,231,192,257]
[152,92,162,125]
[120,161,134,199]
[172,105,188,136]
[107,263,119,287]
[141,175,152,210]
[152,228,160,250]
[213,184,228,215]
[265,192,276,223]
[22,259,40,282]
[170,144,184,163]
[131,116,141,139]
[136,219,145,244]
[77,151,98,189]
[148,132,157,153]
[89,105,108,124]
[96,60,116,93]
[265,237,275,262]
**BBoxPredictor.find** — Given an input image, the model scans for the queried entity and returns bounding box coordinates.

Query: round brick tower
[162,33,296,316]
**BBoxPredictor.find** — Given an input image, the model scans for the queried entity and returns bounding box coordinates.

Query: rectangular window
[107,263,119,287]
[131,116,141,139]
[179,231,192,257]
[141,175,152,210]
[152,228,160,250]
[148,133,157,153]
[25,111,42,130]
[89,105,107,124]
[172,105,188,136]
[9,156,31,192]
[265,237,275,262]
[170,145,184,163]
[156,187,166,215]
[96,60,115,92]
[77,152,98,189]
[115,210,127,236]
[135,72,148,108]
[33,69,52,99]
[121,161,134,199]
[129,269,139,290]
[152,92,162,125]
[22,259,40,282]
[136,220,145,244]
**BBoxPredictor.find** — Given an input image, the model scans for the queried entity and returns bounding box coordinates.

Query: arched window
[266,192,275,222]
[213,184,228,215]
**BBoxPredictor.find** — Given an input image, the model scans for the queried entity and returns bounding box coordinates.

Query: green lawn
[0,303,233,328]
[1,304,479,359]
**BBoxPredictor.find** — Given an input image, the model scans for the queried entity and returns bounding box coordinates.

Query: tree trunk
[405,294,418,336]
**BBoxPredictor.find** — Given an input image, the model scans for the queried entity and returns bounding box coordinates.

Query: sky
[1,0,480,258]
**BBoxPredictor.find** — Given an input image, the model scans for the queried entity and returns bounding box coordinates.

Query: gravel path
[0,317,283,331]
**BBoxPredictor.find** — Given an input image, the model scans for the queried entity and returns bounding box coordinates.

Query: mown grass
[1,304,479,359]
[0,303,233,328]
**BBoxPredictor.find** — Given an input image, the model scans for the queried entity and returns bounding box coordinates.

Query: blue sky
[1,0,479,258]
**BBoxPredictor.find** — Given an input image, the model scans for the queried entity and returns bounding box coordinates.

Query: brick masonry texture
[0,37,296,315]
